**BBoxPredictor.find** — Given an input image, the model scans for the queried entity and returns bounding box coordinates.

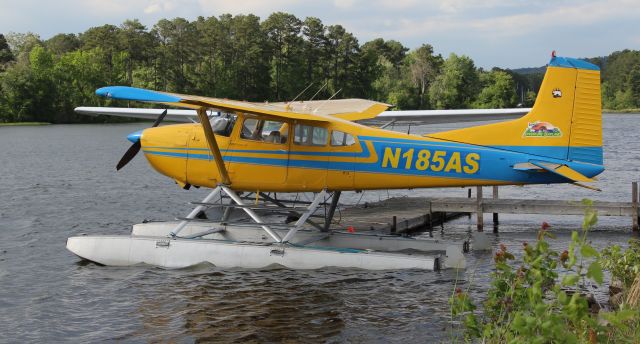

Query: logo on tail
[523,121,562,137]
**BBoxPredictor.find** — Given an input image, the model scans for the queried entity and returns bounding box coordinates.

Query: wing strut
[196,107,231,185]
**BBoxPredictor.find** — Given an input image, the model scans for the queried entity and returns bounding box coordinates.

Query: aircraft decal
[523,121,562,137]
[552,88,562,98]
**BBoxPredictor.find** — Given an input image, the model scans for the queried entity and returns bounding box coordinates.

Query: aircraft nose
[127,129,143,143]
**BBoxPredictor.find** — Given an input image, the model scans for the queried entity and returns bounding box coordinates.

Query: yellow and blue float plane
[84,54,603,192]
[66,54,603,270]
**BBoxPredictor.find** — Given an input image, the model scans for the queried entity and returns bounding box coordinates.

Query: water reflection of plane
[133,269,345,342]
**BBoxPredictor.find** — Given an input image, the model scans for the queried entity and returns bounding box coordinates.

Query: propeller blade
[115,109,167,170]
[151,109,167,127]
[116,141,141,171]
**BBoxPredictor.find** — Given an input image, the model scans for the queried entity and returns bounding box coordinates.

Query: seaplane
[66,54,603,271]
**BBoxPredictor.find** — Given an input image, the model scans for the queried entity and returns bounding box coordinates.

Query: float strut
[221,185,282,243]
[170,186,222,237]
[282,189,328,242]
[323,191,341,232]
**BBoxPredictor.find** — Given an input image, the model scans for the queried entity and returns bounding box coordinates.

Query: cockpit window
[209,113,236,137]
[240,118,288,144]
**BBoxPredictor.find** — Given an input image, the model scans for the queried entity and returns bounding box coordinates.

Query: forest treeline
[0,13,638,123]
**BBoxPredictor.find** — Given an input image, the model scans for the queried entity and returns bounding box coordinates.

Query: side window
[294,124,327,146]
[241,118,261,140]
[330,130,356,146]
[240,118,288,144]
[210,113,236,137]
[263,120,288,144]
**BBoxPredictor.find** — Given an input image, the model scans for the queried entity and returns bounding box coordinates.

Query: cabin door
[226,115,289,188]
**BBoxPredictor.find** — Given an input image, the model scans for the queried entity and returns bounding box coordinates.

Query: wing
[75,107,199,122]
[84,86,529,125]
[368,108,532,125]
[93,86,391,122]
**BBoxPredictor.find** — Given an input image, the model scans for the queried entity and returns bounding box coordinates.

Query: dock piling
[467,188,472,218]
[492,186,499,232]
[476,186,483,231]
[391,215,397,233]
[633,182,638,232]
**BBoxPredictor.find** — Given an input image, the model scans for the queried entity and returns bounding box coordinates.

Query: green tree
[152,18,197,92]
[428,53,480,109]
[325,25,361,97]
[473,70,518,108]
[45,33,81,56]
[229,14,270,100]
[5,32,41,63]
[119,19,155,84]
[262,12,304,100]
[600,50,640,109]
[80,25,124,84]
[53,48,122,122]
[406,44,442,109]
[301,17,327,93]
[192,15,223,97]
[0,33,14,66]
[361,38,413,107]
[626,65,640,108]
[0,45,55,122]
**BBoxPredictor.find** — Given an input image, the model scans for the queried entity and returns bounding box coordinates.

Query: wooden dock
[335,197,463,233]
[337,182,640,233]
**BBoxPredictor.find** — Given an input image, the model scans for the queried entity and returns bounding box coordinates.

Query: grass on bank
[603,108,640,113]
[0,122,51,126]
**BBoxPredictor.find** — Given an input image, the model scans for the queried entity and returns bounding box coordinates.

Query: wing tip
[96,86,182,103]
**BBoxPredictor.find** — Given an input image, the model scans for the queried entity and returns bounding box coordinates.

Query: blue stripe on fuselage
[142,135,604,184]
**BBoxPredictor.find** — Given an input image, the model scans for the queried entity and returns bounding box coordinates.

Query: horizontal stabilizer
[529,160,595,183]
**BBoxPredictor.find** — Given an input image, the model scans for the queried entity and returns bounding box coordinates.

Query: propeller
[116,109,167,170]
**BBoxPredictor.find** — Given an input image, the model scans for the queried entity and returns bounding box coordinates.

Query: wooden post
[492,186,499,232]
[428,202,433,230]
[467,188,472,218]
[391,215,397,234]
[476,186,483,232]
[633,182,638,232]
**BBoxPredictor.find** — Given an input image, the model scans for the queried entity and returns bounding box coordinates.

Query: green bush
[451,199,640,343]
[599,239,640,289]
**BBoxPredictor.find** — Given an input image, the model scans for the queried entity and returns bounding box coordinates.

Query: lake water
[1,114,639,343]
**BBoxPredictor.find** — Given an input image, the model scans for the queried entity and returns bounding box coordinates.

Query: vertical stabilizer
[429,55,602,165]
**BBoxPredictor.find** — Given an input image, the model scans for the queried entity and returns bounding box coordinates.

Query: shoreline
[0,122,51,126]
[603,108,640,114]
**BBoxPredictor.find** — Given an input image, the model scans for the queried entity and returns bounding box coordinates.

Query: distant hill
[510,66,546,75]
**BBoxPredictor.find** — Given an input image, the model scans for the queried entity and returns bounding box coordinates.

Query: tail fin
[429,55,602,165]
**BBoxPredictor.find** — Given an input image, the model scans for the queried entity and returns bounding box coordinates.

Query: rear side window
[294,124,327,146]
[330,130,356,146]
[240,118,288,144]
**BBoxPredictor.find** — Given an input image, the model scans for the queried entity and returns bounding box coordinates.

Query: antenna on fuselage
[308,81,328,101]
[312,88,342,114]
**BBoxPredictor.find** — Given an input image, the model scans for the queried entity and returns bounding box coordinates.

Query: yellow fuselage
[139,108,602,193]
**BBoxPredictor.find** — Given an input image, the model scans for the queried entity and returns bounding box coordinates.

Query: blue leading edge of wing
[95,86,182,103]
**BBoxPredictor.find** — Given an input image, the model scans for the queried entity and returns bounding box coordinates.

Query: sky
[1,0,638,69]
